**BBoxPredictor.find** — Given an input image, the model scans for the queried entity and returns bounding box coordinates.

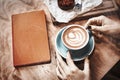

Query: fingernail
[86,25,92,29]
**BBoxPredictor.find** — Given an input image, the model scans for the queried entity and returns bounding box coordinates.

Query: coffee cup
[61,24,89,50]
[55,24,94,61]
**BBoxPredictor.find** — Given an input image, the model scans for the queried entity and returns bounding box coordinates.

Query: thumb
[66,52,78,70]
[83,57,90,74]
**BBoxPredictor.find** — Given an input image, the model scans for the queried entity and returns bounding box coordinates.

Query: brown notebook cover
[12,10,50,67]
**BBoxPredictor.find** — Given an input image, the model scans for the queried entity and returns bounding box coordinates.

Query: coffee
[62,25,89,50]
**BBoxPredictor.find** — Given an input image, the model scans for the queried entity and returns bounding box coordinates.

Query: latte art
[62,25,89,49]
[65,28,86,47]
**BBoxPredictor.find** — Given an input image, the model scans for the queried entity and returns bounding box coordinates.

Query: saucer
[55,27,95,61]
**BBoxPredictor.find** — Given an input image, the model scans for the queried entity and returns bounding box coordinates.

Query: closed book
[12,10,50,67]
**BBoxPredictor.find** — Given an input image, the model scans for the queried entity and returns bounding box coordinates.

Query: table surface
[0,0,120,80]
[53,11,120,80]
[34,11,120,80]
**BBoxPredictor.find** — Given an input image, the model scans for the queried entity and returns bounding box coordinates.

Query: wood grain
[0,0,120,80]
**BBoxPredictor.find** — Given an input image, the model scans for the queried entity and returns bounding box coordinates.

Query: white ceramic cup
[61,24,89,50]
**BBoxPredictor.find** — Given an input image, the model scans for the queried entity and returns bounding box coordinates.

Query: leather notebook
[12,10,50,67]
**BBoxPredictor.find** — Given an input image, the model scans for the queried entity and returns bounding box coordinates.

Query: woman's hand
[85,15,120,36]
[56,52,90,80]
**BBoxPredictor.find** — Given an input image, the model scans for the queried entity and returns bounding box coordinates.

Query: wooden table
[0,0,120,80]
[45,2,120,78]
[10,12,119,80]
[52,11,120,80]
[15,3,120,80]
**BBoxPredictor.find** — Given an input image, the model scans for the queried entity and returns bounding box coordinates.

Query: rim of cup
[61,24,89,50]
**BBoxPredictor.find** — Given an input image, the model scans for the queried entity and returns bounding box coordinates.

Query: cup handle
[87,30,93,40]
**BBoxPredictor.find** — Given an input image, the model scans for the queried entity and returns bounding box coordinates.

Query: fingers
[85,15,108,32]
[56,67,64,79]
[83,57,90,80]
[66,52,74,66]
[56,53,71,76]
[56,52,90,80]
[56,53,67,69]
[56,52,79,80]
[90,25,104,32]
[85,15,114,34]
[83,57,90,74]
[57,60,66,76]
[66,52,78,71]
[85,16,103,28]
